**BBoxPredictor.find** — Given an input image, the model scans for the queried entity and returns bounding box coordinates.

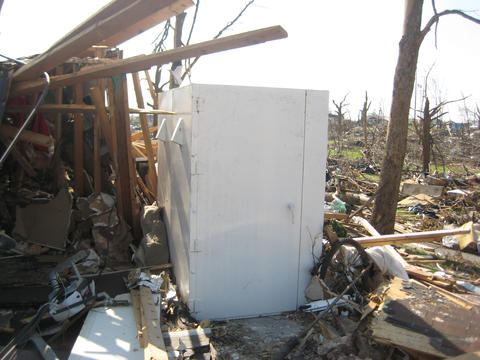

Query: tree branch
[419,9,480,44]
[181,0,256,80]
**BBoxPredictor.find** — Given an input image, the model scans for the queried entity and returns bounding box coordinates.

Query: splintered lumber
[353,228,471,247]
[139,286,168,360]
[0,124,54,148]
[132,126,159,141]
[11,26,288,96]
[132,72,157,198]
[12,0,194,82]
[370,277,480,357]
[49,0,193,53]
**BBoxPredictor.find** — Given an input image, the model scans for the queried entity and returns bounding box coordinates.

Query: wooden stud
[74,83,84,196]
[55,66,63,140]
[109,75,139,236]
[132,72,157,199]
[6,104,174,115]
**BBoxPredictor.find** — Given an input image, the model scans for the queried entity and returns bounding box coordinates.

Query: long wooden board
[6,104,174,115]
[353,228,471,247]
[139,286,168,360]
[12,0,193,81]
[11,26,288,96]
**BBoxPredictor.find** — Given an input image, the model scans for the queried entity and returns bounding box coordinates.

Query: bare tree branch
[186,0,200,46]
[419,9,480,44]
[181,0,256,80]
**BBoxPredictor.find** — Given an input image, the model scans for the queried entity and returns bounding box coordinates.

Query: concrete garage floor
[210,313,312,359]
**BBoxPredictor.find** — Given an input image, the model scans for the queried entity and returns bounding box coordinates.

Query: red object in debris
[7,96,50,152]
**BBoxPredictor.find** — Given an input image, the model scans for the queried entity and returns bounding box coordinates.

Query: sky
[0,0,479,122]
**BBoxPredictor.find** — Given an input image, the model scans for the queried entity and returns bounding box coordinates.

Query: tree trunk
[422,97,431,173]
[170,12,186,89]
[372,0,423,234]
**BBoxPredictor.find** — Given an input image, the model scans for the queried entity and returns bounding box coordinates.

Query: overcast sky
[1,0,479,121]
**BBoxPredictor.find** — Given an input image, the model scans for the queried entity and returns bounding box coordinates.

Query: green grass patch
[361,173,380,182]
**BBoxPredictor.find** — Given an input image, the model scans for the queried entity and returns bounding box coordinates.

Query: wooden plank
[110,75,137,233]
[371,277,480,357]
[132,72,157,198]
[106,79,123,218]
[11,26,288,96]
[49,0,192,52]
[90,86,114,159]
[353,228,471,247]
[55,66,63,140]
[0,124,54,147]
[7,104,96,113]
[323,212,348,220]
[12,0,193,82]
[74,83,84,196]
[130,289,146,348]
[7,104,174,115]
[139,286,168,360]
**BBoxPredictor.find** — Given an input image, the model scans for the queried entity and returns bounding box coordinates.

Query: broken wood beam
[50,0,193,55]
[0,124,54,148]
[132,126,158,141]
[11,26,288,96]
[139,286,168,360]
[12,0,194,82]
[132,72,157,198]
[353,228,471,247]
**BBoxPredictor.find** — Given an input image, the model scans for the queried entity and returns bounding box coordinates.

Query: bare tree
[372,0,480,234]
[332,94,349,152]
[151,0,255,93]
[361,91,372,160]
